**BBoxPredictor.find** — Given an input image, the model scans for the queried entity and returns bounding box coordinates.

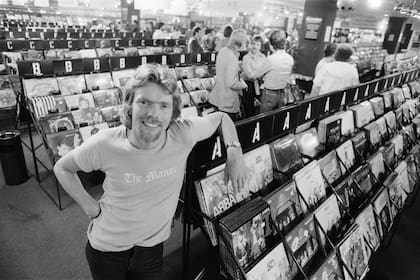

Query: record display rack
[182,67,420,280]
[14,50,217,210]
[0,31,162,40]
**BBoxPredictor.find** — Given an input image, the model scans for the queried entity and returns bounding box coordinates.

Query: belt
[264,88,286,94]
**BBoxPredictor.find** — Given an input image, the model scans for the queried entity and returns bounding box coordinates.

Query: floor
[1,130,420,280]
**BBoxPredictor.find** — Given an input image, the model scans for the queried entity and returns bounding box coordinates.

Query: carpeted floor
[1,131,420,280]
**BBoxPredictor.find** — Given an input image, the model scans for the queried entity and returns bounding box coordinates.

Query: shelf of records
[190,72,420,280]
[0,38,187,53]
[20,61,217,163]
[0,31,160,41]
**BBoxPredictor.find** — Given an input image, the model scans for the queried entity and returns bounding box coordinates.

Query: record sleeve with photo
[369,97,385,117]
[367,152,386,183]
[402,84,412,99]
[112,69,135,88]
[391,88,405,109]
[46,130,83,159]
[351,132,369,163]
[293,160,327,213]
[39,113,75,134]
[383,111,397,134]
[334,176,364,215]
[363,122,381,148]
[336,140,356,175]
[123,47,139,56]
[353,164,374,195]
[384,172,407,216]
[79,49,98,58]
[183,78,204,92]
[372,187,392,238]
[285,215,319,269]
[380,143,395,170]
[189,90,210,105]
[92,88,121,108]
[318,151,342,186]
[391,134,404,159]
[0,88,16,108]
[193,65,211,78]
[375,117,388,142]
[23,77,60,98]
[296,128,322,159]
[403,125,416,151]
[79,123,109,141]
[62,50,83,59]
[310,253,344,280]
[264,181,303,234]
[335,110,355,137]
[71,108,104,127]
[85,72,114,90]
[406,155,418,192]
[269,134,303,181]
[318,115,342,146]
[100,105,122,122]
[338,225,369,280]
[395,108,403,129]
[175,66,194,79]
[355,204,381,254]
[246,242,291,280]
[395,161,411,193]
[95,48,114,58]
[21,50,44,60]
[64,93,95,111]
[350,101,374,128]
[57,75,87,96]
[200,77,216,90]
[314,195,342,247]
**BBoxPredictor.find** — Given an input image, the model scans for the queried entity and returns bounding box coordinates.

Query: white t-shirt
[73,118,212,251]
[313,61,359,95]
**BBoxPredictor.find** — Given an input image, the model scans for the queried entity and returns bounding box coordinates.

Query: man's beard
[134,118,162,144]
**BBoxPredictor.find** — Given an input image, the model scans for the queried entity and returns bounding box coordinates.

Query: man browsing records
[54,64,247,280]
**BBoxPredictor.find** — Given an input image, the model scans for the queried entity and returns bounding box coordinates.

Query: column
[383,16,407,54]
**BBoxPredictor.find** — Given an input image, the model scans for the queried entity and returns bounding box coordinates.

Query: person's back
[263,49,294,90]
[314,42,337,76]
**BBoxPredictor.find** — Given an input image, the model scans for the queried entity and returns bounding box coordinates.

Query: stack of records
[189,90,210,105]
[79,123,110,141]
[353,164,374,195]
[112,69,135,88]
[92,88,121,108]
[85,73,114,90]
[380,91,392,109]
[79,49,97,58]
[71,108,104,127]
[57,75,87,95]
[391,134,404,159]
[175,66,194,79]
[64,93,95,111]
[318,115,342,146]
[384,172,407,216]
[295,128,322,159]
[96,48,114,58]
[183,78,204,92]
[375,117,388,143]
[23,77,60,98]
[369,97,385,117]
[372,187,392,238]
[39,113,75,134]
[355,204,381,255]
[193,65,211,78]
[124,47,138,56]
[318,151,342,186]
[336,140,356,175]
[200,77,216,91]
[335,110,355,137]
[350,101,374,129]
[46,130,83,159]
[335,175,364,216]
[22,50,44,60]
[363,122,381,149]
[314,194,342,246]
[309,253,344,280]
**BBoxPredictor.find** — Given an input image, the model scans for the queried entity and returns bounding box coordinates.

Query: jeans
[242,80,257,117]
[259,88,289,113]
[85,241,164,280]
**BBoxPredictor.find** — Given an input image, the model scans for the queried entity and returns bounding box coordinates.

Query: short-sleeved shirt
[73,118,212,252]
[254,50,294,90]
[313,61,359,95]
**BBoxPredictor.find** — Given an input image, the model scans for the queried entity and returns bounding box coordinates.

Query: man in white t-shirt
[311,46,359,96]
[314,42,337,76]
[54,64,247,280]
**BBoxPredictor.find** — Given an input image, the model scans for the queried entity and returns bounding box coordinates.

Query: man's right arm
[54,153,100,218]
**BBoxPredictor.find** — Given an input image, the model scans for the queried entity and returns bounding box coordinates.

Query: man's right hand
[85,201,101,220]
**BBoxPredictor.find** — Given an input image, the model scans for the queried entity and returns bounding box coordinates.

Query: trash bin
[0,130,29,185]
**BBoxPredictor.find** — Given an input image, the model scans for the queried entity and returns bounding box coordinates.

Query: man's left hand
[224,147,247,194]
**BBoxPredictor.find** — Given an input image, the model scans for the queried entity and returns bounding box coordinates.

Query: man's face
[250,41,261,54]
[131,83,173,146]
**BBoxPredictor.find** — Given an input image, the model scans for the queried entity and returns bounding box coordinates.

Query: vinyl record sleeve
[92,88,121,108]
[406,155,418,192]
[355,204,381,253]
[402,84,412,99]
[314,195,342,247]
[57,75,87,95]
[363,122,381,147]
[336,140,356,175]
[381,91,392,109]
[380,143,395,170]
[123,47,138,56]
[64,93,95,111]
[175,66,194,79]
[23,77,59,98]
[79,123,109,141]
[189,90,210,104]
[351,132,369,162]
[193,65,211,78]
[246,242,291,280]
[375,117,388,142]
[293,160,327,213]
[391,134,404,159]
[391,88,405,109]
[0,89,16,108]
[295,128,322,159]
[285,215,319,269]
[335,110,355,137]
[46,129,83,159]
[369,97,385,117]
[309,253,344,280]
[30,96,59,119]
[318,115,342,146]
[350,101,374,128]
[367,152,386,183]
[372,187,392,238]
[100,105,122,122]
[112,69,136,88]
[183,78,204,92]
[39,112,75,134]
[395,161,411,193]
[21,50,44,60]
[384,172,407,216]
[318,151,342,186]
[383,111,397,134]
[338,225,369,280]
[264,181,303,234]
[353,164,374,195]
[95,48,114,58]
[85,72,114,90]
[200,77,216,90]
[71,108,104,127]
[79,49,97,58]
[269,134,303,176]
[62,50,83,59]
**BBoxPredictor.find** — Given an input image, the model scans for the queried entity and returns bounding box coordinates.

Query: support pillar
[383,17,407,54]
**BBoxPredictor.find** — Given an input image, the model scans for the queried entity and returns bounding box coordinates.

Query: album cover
[381,143,396,170]
[367,152,386,183]
[269,134,303,180]
[100,105,122,123]
[350,101,374,128]
[0,76,11,90]
[79,123,109,141]
[57,75,87,95]
[180,106,198,118]
[44,50,59,59]
[355,204,381,254]
[179,93,191,107]
[351,132,369,163]
[62,50,83,59]
[193,65,211,78]
[293,160,327,213]
[383,111,397,134]
[310,253,344,280]
[85,73,114,90]
[296,128,322,159]
[369,97,385,117]
[23,77,60,98]
[79,49,98,58]
[338,225,369,280]
[403,125,416,151]
[123,47,138,56]
[149,47,163,54]
[391,88,405,109]
[0,88,16,108]
[183,78,204,92]
[64,93,95,111]
[380,91,391,109]
[30,92,59,118]
[92,88,121,107]
[375,117,388,143]
[177,80,185,93]
[246,242,291,280]
[372,187,392,238]
[54,49,69,59]
[318,115,342,146]
[95,48,114,58]
[264,181,303,234]
[285,215,319,269]
[384,172,407,217]
[353,164,374,195]
[335,110,355,137]
[71,108,104,128]
[318,151,342,186]
[395,108,403,129]
[21,50,44,60]
[391,134,404,159]
[46,130,83,159]
[112,69,135,88]
[406,155,418,192]
[175,66,194,79]
[39,113,75,134]
[200,77,216,91]
[363,122,381,148]
[334,175,365,217]
[137,48,152,56]
[402,84,412,99]
[401,103,411,124]
[314,195,342,247]
[189,90,210,105]
[336,140,356,175]
[395,161,411,194]
[220,198,274,271]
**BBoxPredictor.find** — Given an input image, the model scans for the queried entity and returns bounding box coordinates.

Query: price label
[162,55,167,65]
[141,56,147,65]
[211,53,216,62]
[180,54,185,64]
[197,53,201,63]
